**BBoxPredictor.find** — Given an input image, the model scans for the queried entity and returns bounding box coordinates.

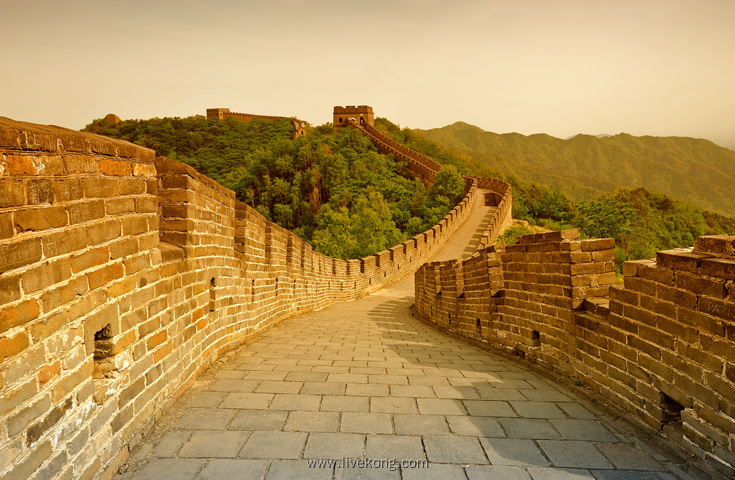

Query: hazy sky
[3,0,734,146]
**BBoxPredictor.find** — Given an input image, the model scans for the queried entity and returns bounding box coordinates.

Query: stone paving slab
[118,190,701,480]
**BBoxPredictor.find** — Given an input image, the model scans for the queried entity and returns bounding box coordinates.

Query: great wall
[0,107,732,478]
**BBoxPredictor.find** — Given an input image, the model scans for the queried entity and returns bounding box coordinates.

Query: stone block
[0,299,40,334]
[700,258,735,281]
[52,359,94,403]
[71,247,110,274]
[0,179,26,207]
[67,200,105,224]
[4,441,52,480]
[657,250,713,273]
[0,274,21,303]
[98,159,131,176]
[0,331,29,363]
[13,206,67,232]
[0,237,43,274]
[87,262,124,290]
[694,235,735,256]
[26,179,54,204]
[53,178,83,202]
[40,276,88,312]
[7,394,52,436]
[26,397,73,446]
[83,177,118,198]
[0,212,15,239]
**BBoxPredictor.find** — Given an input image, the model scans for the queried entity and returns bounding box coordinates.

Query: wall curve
[0,115,483,480]
[414,228,735,474]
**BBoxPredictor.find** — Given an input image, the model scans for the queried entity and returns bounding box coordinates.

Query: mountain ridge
[418,122,735,217]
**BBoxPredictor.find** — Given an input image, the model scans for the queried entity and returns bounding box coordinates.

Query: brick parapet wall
[353,120,512,249]
[0,117,481,479]
[415,229,735,472]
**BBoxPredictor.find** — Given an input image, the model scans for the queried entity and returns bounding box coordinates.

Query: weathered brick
[581,238,615,251]
[153,341,173,363]
[0,274,21,304]
[0,379,37,416]
[21,258,72,294]
[83,177,118,198]
[135,196,157,213]
[118,376,145,408]
[118,179,146,196]
[40,276,88,312]
[53,178,83,202]
[657,284,697,309]
[4,441,52,480]
[0,299,40,334]
[6,154,39,175]
[657,250,713,273]
[13,206,68,232]
[147,330,167,351]
[37,361,61,387]
[0,331,30,362]
[52,359,94,403]
[122,216,150,236]
[87,262,124,290]
[694,235,735,256]
[0,212,15,239]
[105,197,135,215]
[67,200,105,224]
[71,247,110,274]
[109,237,139,260]
[0,179,26,207]
[26,179,54,204]
[98,159,131,176]
[0,237,42,274]
[64,155,98,174]
[29,310,70,342]
[699,297,735,322]
[700,258,735,281]
[676,271,727,298]
[7,395,52,436]
[26,397,73,446]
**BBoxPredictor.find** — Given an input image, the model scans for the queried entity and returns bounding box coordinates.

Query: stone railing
[414,229,735,474]
[0,115,483,480]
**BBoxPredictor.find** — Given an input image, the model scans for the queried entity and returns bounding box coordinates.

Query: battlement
[0,115,478,480]
[333,105,375,128]
[206,107,307,138]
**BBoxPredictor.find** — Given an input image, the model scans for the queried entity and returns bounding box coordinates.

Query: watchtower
[206,108,231,119]
[333,105,374,128]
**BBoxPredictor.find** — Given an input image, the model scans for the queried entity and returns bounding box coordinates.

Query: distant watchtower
[333,105,374,128]
[206,108,231,120]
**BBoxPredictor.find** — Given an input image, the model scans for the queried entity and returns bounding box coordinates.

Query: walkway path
[119,190,697,480]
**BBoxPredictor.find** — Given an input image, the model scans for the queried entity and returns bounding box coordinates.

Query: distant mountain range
[418,122,735,217]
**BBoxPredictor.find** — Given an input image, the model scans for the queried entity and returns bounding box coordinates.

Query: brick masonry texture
[0,113,510,479]
[415,229,735,473]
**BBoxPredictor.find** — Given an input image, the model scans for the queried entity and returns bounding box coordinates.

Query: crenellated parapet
[206,107,307,139]
[0,114,481,480]
[415,228,735,472]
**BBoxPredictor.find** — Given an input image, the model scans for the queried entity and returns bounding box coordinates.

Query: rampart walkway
[119,191,692,480]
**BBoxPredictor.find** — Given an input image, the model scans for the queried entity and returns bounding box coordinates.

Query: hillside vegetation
[418,122,735,217]
[375,118,735,269]
[83,116,464,259]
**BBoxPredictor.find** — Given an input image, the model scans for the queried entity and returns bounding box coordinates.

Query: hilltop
[418,122,735,217]
[82,115,465,259]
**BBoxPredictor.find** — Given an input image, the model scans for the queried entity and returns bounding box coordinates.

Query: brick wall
[415,229,735,472]
[0,116,481,479]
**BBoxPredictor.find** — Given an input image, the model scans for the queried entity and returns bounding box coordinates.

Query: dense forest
[83,116,465,259]
[84,115,735,269]
[418,121,735,217]
[374,119,735,269]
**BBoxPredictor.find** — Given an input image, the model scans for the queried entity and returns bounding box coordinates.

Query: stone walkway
[119,190,699,480]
